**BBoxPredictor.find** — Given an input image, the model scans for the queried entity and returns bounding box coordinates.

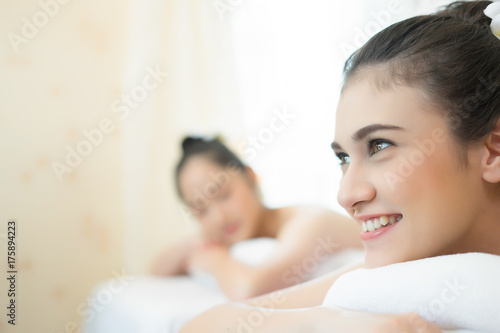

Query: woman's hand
[187,242,230,274]
[150,234,205,276]
[312,306,442,333]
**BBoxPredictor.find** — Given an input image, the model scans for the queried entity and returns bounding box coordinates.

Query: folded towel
[322,253,500,333]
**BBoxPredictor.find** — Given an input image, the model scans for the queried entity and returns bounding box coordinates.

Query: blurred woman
[152,136,363,300]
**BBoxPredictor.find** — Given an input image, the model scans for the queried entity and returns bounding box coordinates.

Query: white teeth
[367,220,375,232]
[380,216,389,226]
[361,215,402,233]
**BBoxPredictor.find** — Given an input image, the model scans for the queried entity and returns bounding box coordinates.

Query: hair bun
[440,1,493,28]
[181,136,204,152]
[181,134,226,153]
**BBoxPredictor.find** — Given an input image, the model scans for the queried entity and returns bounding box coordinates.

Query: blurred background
[0,0,450,331]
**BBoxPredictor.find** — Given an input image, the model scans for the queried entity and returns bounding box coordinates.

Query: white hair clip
[484,1,500,39]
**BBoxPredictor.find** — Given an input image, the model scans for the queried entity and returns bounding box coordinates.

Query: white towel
[322,253,500,333]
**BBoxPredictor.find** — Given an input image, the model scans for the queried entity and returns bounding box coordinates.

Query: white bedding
[323,253,500,333]
[82,238,363,333]
[83,276,227,333]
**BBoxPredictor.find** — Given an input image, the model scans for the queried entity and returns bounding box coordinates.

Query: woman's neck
[448,202,500,256]
[474,194,500,255]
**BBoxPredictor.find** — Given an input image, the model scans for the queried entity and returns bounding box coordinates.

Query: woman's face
[332,73,485,267]
[178,157,263,245]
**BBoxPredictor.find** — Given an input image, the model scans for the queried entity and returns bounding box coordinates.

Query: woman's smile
[357,214,403,241]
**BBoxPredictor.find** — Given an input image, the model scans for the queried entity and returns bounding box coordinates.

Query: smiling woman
[179,1,500,332]
[333,74,498,268]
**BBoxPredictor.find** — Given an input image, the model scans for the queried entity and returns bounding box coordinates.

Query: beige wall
[0,0,241,331]
[1,0,151,332]
[0,1,130,331]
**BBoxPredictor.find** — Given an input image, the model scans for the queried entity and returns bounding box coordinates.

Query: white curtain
[228,0,443,211]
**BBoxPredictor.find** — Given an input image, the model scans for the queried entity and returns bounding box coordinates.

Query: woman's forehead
[334,76,446,143]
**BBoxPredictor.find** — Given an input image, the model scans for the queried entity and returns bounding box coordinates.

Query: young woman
[180,1,500,331]
[152,137,363,300]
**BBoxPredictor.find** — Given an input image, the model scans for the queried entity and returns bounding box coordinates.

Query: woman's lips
[357,214,403,241]
[223,223,239,235]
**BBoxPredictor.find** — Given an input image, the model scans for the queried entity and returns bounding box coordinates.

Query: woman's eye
[336,153,350,165]
[368,140,393,156]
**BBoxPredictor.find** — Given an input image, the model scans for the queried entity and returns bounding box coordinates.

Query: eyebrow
[331,124,404,150]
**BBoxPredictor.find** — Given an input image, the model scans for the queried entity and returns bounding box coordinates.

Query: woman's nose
[208,203,227,226]
[337,164,376,211]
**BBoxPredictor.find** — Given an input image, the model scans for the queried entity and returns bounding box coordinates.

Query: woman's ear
[482,118,500,183]
[245,166,258,186]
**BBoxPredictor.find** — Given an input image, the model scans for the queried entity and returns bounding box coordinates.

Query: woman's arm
[188,207,363,300]
[180,263,440,333]
[150,234,201,276]
[180,304,441,333]
[180,265,349,332]
[180,259,440,332]
[244,258,365,309]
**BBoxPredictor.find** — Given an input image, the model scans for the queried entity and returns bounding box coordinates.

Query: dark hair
[343,1,500,147]
[175,136,246,197]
